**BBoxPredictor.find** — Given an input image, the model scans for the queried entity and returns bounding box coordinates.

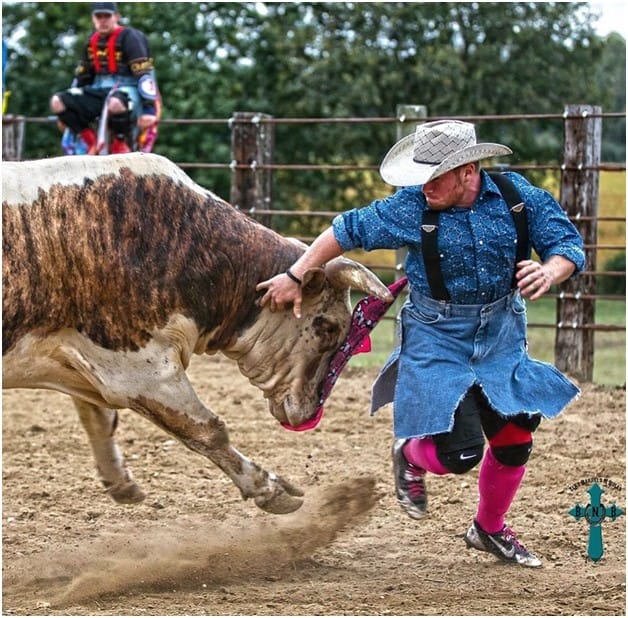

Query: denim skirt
[370,288,580,439]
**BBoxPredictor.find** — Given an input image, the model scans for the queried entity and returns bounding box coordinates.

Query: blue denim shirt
[332,171,585,305]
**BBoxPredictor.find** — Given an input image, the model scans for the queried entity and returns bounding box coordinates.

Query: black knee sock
[57,109,86,134]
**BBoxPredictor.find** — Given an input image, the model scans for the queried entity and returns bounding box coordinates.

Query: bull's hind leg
[72,398,145,504]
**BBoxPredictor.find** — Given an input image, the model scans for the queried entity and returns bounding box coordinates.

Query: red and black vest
[89,26,125,74]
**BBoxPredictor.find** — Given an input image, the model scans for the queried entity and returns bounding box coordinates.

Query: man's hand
[516,259,553,300]
[137,114,157,130]
[256,228,344,318]
[516,255,576,301]
[256,273,303,318]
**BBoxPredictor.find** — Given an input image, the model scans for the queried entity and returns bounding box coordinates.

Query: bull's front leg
[72,398,146,504]
[128,381,304,514]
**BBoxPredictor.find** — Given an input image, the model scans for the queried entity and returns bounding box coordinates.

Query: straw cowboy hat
[379,119,512,187]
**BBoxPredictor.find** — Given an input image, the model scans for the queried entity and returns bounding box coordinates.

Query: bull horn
[326,256,393,301]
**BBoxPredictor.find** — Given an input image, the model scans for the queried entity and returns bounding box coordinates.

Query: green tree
[2,2,624,230]
[595,32,626,162]
[598,251,626,295]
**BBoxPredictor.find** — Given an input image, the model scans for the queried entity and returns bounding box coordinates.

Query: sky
[590,1,628,38]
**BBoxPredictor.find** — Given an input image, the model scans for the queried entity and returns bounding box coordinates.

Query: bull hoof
[254,473,305,514]
[106,481,146,504]
[255,492,304,514]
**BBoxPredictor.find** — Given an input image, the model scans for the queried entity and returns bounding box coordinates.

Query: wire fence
[3,108,625,381]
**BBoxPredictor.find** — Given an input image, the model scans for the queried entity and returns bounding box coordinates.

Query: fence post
[554,104,601,382]
[392,105,427,338]
[394,105,427,275]
[2,114,25,160]
[229,111,274,226]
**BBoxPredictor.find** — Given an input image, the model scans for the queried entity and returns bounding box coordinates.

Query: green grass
[348,295,626,387]
[526,297,625,386]
[598,171,626,266]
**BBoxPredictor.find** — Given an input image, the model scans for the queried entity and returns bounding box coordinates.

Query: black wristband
[285,268,302,285]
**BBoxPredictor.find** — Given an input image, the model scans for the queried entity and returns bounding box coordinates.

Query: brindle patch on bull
[2,168,302,355]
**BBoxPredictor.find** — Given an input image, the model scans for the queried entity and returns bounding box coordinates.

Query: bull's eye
[312,315,341,352]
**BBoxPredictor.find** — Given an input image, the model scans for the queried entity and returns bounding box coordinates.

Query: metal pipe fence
[3,108,625,381]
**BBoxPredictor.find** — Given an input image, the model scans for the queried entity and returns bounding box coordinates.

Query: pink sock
[402,437,449,475]
[476,448,525,534]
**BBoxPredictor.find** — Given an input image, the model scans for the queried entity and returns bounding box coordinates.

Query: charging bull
[2,152,391,514]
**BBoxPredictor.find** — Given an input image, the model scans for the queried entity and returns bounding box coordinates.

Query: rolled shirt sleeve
[505,172,586,275]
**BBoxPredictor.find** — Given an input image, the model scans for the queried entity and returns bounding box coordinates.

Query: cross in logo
[569,482,624,561]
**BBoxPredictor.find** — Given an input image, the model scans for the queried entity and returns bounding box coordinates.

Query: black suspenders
[420,172,530,301]
[490,172,530,271]
[421,208,450,301]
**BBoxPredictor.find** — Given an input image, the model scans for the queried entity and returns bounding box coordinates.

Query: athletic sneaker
[464,519,542,567]
[392,439,427,519]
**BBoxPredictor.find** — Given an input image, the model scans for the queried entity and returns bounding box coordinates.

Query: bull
[2,152,391,514]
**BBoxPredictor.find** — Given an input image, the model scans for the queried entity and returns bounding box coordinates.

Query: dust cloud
[2,478,379,609]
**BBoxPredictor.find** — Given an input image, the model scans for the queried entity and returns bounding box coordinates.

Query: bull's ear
[326,257,393,301]
[301,267,326,296]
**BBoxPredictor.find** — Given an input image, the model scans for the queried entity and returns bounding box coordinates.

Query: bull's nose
[271,393,317,428]
[281,405,324,432]
[268,399,289,424]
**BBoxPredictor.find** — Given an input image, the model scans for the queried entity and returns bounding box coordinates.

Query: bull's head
[227,257,391,427]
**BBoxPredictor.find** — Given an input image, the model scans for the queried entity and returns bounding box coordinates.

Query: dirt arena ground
[2,353,626,616]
